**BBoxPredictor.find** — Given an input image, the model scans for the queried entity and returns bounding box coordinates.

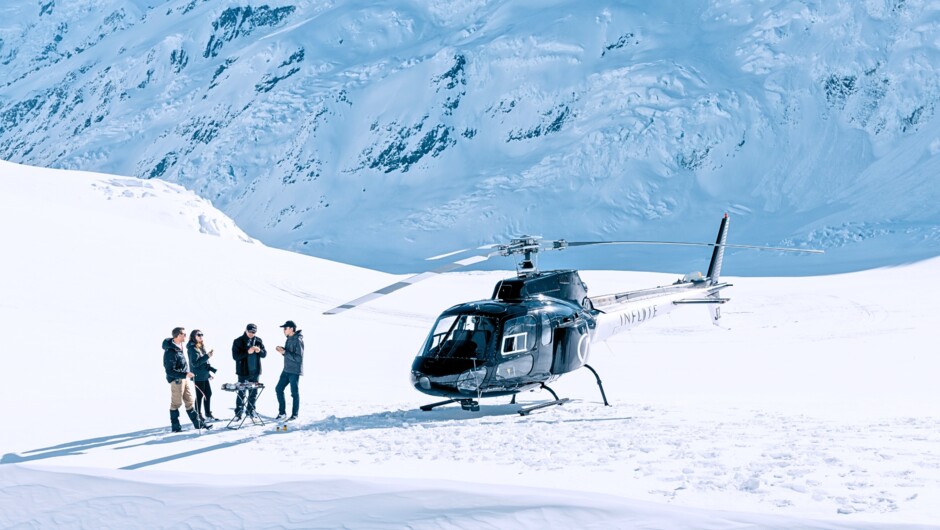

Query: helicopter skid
[418,394,568,415]
[419,398,460,411]
[418,398,482,412]
[518,397,570,416]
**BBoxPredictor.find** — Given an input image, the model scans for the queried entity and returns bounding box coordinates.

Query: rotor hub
[497,236,569,276]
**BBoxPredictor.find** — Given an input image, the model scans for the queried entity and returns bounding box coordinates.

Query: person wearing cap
[274,320,304,421]
[231,323,267,421]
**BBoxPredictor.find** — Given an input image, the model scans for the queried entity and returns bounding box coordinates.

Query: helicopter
[324,214,822,415]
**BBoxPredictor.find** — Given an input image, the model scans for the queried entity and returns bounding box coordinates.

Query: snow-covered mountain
[2,0,939,274]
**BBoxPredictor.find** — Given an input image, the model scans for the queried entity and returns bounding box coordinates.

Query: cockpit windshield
[419,314,497,361]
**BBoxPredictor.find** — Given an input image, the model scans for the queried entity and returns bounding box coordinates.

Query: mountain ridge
[2,0,939,274]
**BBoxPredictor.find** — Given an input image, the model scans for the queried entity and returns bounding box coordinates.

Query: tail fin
[706,213,729,285]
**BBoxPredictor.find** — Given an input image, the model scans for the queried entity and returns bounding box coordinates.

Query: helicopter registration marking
[618,304,658,327]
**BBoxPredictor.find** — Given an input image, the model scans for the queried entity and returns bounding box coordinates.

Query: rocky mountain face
[2,0,939,274]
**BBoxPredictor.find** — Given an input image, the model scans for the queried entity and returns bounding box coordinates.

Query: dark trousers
[194,380,213,417]
[275,372,300,417]
[235,374,259,416]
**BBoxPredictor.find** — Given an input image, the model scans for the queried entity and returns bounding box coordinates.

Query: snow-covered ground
[1,159,938,528]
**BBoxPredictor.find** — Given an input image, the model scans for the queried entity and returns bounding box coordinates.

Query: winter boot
[186,408,212,430]
[170,409,182,433]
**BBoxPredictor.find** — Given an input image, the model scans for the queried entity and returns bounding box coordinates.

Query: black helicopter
[325,214,821,415]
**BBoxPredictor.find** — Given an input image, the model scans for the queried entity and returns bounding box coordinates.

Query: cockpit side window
[422,315,457,355]
[502,315,537,356]
[421,314,496,361]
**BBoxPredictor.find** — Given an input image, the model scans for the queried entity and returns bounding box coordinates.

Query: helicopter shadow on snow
[3,405,636,469]
[295,401,636,434]
[108,403,516,471]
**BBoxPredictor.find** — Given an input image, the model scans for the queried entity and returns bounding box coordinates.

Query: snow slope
[2,0,940,274]
[1,160,939,528]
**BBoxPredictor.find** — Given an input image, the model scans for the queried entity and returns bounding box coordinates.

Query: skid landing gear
[518,384,570,416]
[584,364,610,406]
[420,398,458,411]
[419,398,480,412]
[460,399,480,412]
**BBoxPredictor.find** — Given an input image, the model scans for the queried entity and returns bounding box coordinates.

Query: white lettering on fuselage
[618,304,658,327]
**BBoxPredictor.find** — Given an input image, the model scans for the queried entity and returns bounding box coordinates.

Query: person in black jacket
[231,323,266,420]
[187,329,218,422]
[274,320,304,421]
[163,327,211,432]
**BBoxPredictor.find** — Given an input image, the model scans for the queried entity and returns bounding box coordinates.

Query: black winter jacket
[232,334,267,376]
[163,338,189,383]
[282,330,304,376]
[187,343,216,382]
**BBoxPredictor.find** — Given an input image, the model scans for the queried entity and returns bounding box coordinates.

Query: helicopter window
[422,315,458,354]
[540,314,552,346]
[421,314,496,360]
[502,315,537,355]
[503,332,527,354]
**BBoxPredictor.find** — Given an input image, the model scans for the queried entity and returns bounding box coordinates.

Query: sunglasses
[195,333,203,337]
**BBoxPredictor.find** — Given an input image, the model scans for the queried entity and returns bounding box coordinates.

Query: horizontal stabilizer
[673,298,729,305]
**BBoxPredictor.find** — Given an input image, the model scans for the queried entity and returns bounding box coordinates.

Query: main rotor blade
[426,243,502,261]
[323,252,500,315]
[565,240,824,253]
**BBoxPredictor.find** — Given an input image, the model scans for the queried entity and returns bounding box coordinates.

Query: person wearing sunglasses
[162,327,211,432]
[187,329,218,422]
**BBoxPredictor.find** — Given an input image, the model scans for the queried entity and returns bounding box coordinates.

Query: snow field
[1,160,938,528]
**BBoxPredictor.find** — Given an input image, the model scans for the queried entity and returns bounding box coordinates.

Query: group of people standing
[162,320,305,432]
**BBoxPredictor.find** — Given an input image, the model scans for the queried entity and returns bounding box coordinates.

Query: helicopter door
[551,319,590,375]
[495,315,537,381]
[529,313,554,377]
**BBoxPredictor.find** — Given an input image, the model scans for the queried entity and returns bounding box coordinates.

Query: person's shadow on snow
[2,427,172,464]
